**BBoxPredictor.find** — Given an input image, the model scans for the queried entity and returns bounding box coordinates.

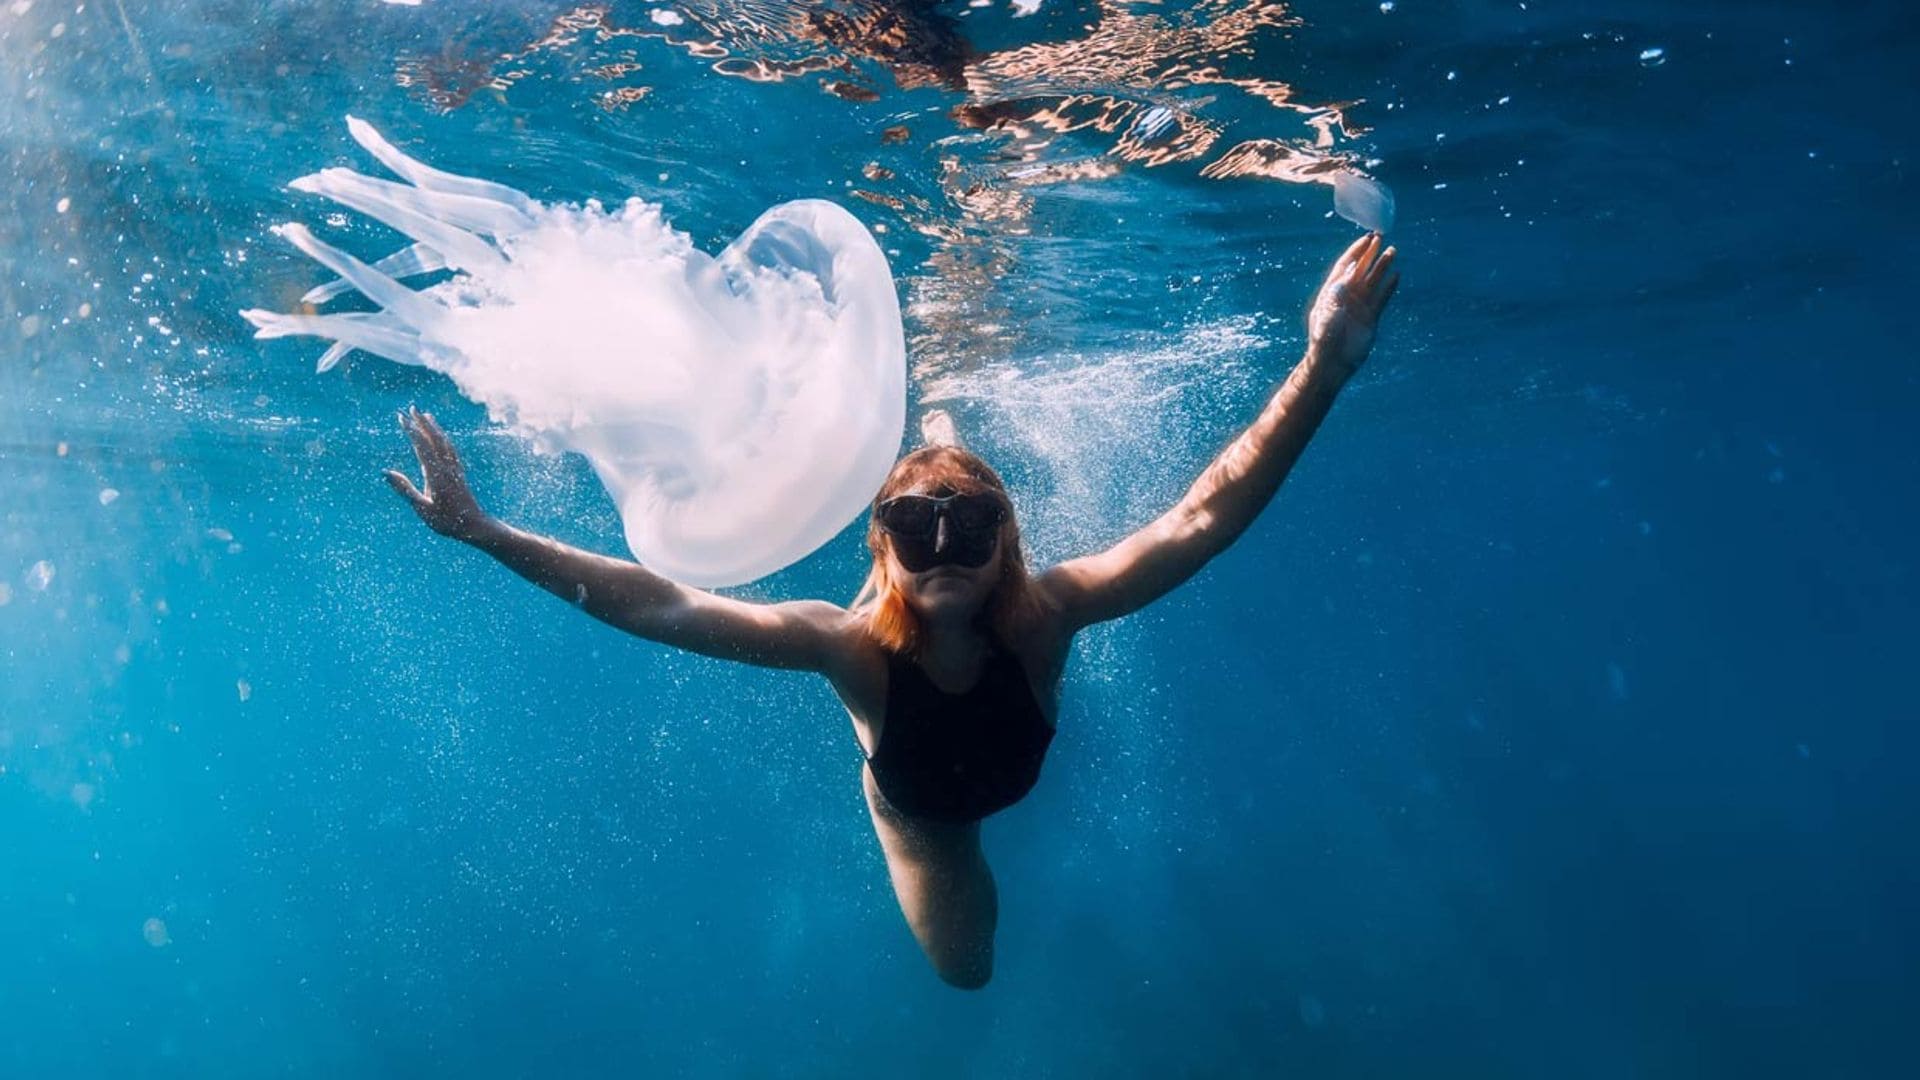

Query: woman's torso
[826,610,1072,822]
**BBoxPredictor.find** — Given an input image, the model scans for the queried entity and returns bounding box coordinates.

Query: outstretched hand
[385,406,491,543]
[1306,232,1399,380]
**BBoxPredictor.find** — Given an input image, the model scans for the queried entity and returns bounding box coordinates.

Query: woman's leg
[862,765,999,989]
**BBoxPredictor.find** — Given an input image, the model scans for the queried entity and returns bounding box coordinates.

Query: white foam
[921,316,1268,565]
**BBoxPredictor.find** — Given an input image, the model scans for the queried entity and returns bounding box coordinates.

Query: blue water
[4,1,1916,1076]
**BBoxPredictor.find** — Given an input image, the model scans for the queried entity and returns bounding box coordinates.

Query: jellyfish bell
[1330,169,1395,234]
[243,118,906,587]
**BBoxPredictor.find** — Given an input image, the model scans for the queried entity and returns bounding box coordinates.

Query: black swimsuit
[865,642,1055,824]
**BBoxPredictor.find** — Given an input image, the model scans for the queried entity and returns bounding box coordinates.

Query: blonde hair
[850,445,1040,656]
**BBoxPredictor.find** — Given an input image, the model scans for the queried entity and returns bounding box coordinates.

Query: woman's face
[884,483,1006,621]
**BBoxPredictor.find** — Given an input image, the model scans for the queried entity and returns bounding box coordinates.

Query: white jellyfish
[243,117,906,587]
[1331,170,1396,234]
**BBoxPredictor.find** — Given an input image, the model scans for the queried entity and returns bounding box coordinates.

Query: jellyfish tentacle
[239,309,427,367]
[303,242,448,305]
[270,223,449,332]
[315,341,353,373]
[345,115,540,215]
[289,172,509,275]
[295,167,534,239]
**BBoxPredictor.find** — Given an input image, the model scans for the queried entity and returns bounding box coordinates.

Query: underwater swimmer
[385,233,1398,989]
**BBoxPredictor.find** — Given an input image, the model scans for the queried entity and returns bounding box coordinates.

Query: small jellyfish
[244,118,906,587]
[1331,170,1396,234]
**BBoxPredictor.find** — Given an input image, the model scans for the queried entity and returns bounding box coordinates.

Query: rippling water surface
[3,2,1916,1076]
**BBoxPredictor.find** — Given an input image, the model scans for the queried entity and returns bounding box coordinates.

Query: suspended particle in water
[1640,47,1666,67]
[1606,661,1629,701]
[142,918,171,948]
[26,560,55,591]
[99,488,120,506]
[56,197,71,213]
[236,679,252,703]
[0,583,11,606]
[71,783,95,811]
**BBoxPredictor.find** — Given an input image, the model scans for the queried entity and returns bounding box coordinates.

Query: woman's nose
[932,514,951,552]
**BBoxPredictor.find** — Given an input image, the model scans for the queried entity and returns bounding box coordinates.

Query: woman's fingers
[409,408,460,473]
[424,412,460,469]
[1363,244,1396,293]
[383,468,428,508]
[1378,272,1399,311]
[401,410,437,474]
[1333,232,1374,276]
[403,407,455,478]
[422,415,468,486]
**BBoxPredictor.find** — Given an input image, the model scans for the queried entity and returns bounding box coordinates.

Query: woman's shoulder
[816,610,892,741]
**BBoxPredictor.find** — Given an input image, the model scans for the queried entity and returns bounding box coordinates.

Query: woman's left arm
[1038,233,1398,629]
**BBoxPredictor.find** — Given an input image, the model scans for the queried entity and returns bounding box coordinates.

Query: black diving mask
[876,492,1007,572]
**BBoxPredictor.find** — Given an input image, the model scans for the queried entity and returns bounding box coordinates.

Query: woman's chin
[911,580,986,618]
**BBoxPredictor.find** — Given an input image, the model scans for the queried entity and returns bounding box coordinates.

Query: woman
[386,234,1398,989]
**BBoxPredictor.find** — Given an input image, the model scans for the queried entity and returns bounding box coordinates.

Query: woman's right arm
[386,408,850,673]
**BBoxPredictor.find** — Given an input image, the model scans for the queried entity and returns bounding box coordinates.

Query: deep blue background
[3,1,1915,1076]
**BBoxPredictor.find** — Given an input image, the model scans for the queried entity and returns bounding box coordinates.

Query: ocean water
[3,1,1916,1076]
